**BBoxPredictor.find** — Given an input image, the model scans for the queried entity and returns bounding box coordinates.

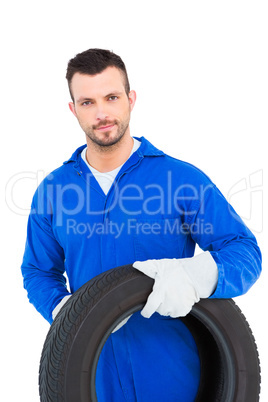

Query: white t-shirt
[81,137,141,195]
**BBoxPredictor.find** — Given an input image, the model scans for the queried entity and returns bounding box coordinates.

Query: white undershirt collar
[81,137,141,195]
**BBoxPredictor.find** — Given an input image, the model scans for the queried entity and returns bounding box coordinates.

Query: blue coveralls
[21,136,261,401]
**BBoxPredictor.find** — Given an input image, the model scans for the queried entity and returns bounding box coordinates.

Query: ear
[128,90,137,111]
[68,102,77,117]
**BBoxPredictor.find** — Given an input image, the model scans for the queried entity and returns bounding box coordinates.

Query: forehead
[71,67,125,100]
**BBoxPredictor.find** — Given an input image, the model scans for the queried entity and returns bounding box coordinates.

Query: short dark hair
[66,48,130,101]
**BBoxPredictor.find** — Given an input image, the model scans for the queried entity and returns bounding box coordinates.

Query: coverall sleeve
[190,184,262,299]
[21,197,70,324]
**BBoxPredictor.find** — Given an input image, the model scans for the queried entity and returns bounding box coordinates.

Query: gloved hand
[133,251,218,318]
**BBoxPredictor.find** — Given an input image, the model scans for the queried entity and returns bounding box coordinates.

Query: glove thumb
[140,282,163,318]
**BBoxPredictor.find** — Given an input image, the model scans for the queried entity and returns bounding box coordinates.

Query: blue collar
[63,136,164,165]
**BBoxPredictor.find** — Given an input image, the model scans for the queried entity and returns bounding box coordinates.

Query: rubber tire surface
[39,264,261,402]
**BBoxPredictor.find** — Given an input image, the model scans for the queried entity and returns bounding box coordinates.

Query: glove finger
[171,293,200,318]
[157,289,199,318]
[157,303,171,317]
[133,260,158,279]
[169,303,193,318]
[157,294,183,317]
[140,283,163,318]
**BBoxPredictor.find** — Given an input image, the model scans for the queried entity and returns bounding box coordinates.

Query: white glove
[133,251,218,319]
[52,295,72,320]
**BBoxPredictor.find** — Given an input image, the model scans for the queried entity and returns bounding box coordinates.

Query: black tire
[39,264,261,402]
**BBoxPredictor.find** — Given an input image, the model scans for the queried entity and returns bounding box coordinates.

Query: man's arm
[193,184,261,299]
[133,183,261,319]
[21,198,71,324]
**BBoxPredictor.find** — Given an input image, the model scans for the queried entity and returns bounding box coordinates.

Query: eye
[80,100,94,106]
[108,96,118,101]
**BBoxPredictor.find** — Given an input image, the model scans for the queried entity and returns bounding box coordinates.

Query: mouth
[96,124,115,132]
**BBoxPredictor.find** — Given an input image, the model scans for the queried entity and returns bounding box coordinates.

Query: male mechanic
[21,49,261,401]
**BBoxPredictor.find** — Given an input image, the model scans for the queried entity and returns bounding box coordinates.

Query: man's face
[69,67,136,148]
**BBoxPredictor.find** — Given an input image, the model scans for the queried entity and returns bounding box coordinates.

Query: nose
[95,102,109,121]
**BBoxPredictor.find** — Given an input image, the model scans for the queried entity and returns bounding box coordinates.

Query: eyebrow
[76,91,124,103]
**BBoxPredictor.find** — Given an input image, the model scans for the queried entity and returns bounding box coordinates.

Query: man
[21,49,262,401]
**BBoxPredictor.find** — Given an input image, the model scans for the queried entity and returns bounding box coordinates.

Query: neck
[86,132,134,173]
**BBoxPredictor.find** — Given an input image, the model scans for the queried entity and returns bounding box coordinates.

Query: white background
[1,1,267,400]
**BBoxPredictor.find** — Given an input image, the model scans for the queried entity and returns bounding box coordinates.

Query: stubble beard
[83,117,130,153]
